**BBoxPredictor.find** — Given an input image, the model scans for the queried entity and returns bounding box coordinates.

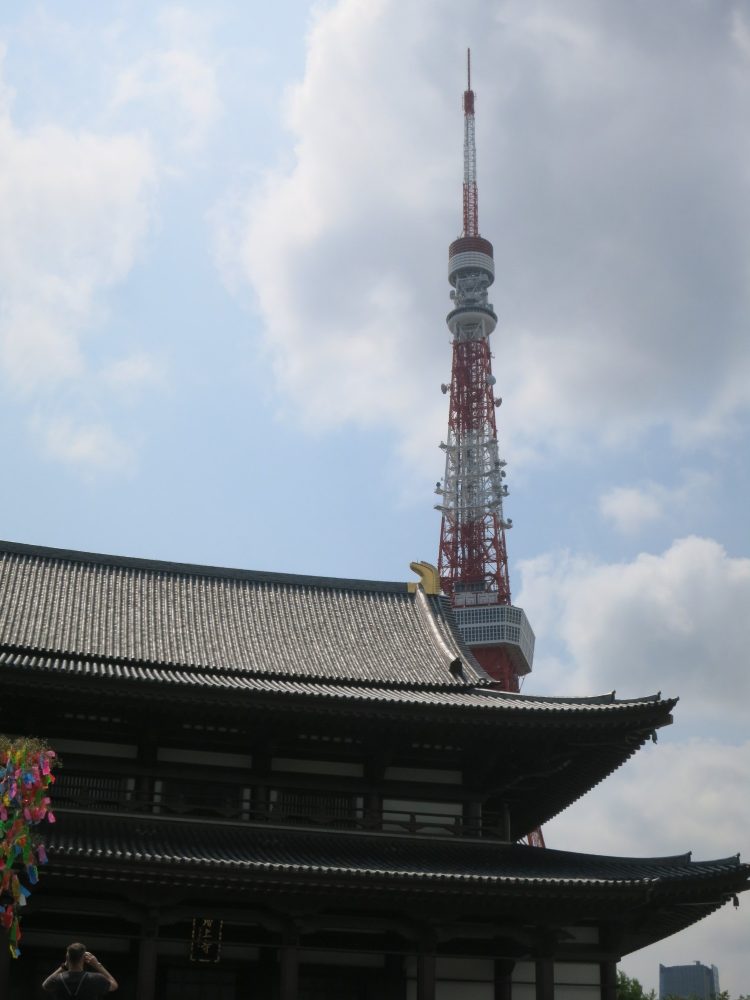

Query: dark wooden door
[164,967,237,1000]
[299,965,386,1000]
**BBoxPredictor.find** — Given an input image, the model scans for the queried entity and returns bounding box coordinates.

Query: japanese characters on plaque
[189,917,223,963]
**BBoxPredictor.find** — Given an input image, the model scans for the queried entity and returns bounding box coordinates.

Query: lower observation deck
[452,598,535,676]
[446,303,498,338]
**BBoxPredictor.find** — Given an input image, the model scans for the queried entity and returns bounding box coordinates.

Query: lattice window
[270,788,361,827]
[54,772,134,811]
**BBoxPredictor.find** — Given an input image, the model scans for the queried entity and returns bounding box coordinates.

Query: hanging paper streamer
[0,737,58,959]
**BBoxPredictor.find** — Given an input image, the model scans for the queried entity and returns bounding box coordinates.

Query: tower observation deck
[435,52,535,692]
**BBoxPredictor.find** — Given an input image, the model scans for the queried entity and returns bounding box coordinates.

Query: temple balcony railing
[52,772,511,840]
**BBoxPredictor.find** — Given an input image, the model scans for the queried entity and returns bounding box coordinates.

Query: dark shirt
[43,971,111,998]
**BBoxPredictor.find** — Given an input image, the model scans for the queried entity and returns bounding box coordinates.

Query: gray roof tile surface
[0,540,484,688]
[49,811,749,891]
[0,648,672,716]
[0,541,679,723]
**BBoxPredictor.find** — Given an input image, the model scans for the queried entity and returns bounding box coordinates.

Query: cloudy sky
[1,0,748,991]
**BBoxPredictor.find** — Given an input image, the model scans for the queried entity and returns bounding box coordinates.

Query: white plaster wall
[406,979,494,1000]
[270,757,363,776]
[384,766,463,784]
[512,959,536,1000]
[157,747,253,768]
[52,738,137,758]
[437,983,493,1000]
[555,961,601,1000]
[405,956,494,1000]
[382,798,463,813]
[299,949,383,967]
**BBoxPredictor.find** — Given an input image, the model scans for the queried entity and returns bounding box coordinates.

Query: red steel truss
[437,335,511,606]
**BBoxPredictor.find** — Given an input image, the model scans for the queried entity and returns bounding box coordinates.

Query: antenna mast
[463,49,478,238]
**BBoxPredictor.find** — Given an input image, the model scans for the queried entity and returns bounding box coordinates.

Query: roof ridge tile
[0,539,409,593]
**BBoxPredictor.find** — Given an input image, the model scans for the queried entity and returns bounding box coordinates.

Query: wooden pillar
[279,923,299,1000]
[255,780,269,820]
[464,799,482,836]
[535,957,554,1000]
[502,803,512,842]
[251,945,275,997]
[417,949,436,1000]
[136,910,159,1000]
[385,953,407,1000]
[364,748,389,832]
[366,789,382,830]
[137,732,158,810]
[253,748,271,820]
[601,961,618,1000]
[279,946,298,1000]
[495,959,515,1000]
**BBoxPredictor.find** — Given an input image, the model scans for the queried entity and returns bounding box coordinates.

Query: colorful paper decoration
[0,737,58,959]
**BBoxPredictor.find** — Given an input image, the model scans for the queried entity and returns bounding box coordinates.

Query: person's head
[66,943,86,970]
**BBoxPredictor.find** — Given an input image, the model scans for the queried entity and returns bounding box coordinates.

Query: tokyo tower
[435,51,535,696]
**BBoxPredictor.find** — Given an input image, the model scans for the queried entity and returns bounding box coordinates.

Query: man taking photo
[42,942,118,997]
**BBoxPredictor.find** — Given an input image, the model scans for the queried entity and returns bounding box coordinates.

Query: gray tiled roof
[0,540,485,689]
[0,647,670,716]
[49,810,750,892]
[44,811,750,956]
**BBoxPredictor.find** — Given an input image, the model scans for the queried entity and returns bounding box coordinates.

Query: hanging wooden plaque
[189,917,223,963]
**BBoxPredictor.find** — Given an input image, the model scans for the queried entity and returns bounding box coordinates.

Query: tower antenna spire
[462,48,478,237]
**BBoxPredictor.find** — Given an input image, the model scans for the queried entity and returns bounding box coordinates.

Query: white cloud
[518,536,750,727]
[220,0,750,471]
[0,110,155,391]
[112,48,221,152]
[101,352,163,394]
[732,7,750,61]
[110,6,222,152]
[527,538,750,985]
[599,472,712,535]
[33,413,136,474]
[549,738,750,859]
[599,485,664,534]
[0,49,157,471]
[546,738,750,996]
[0,43,13,113]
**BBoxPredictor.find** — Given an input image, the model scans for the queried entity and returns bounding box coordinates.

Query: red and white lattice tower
[435,51,535,696]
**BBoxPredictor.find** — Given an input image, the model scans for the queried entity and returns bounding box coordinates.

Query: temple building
[1,539,748,1000]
